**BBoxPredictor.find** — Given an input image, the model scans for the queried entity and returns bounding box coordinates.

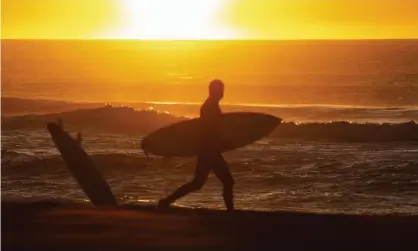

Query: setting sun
[2,0,418,39]
[116,0,235,39]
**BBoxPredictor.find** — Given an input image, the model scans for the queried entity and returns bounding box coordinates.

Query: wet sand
[2,201,418,250]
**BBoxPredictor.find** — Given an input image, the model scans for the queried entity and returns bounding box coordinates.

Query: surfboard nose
[266,114,282,124]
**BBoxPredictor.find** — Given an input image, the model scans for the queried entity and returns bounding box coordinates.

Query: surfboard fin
[76,132,83,145]
[57,118,64,129]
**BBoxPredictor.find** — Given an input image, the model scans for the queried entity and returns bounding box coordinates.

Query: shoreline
[3,201,418,250]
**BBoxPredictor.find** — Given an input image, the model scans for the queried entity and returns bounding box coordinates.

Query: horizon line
[1,38,418,41]
[3,96,417,109]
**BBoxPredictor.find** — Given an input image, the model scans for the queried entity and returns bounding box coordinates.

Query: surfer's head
[209,79,224,101]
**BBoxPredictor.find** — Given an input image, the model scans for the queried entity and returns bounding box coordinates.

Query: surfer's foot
[157,198,171,209]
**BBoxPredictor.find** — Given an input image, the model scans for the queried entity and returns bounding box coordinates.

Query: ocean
[1,40,418,214]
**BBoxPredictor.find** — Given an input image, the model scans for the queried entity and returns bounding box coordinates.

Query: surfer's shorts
[194,155,234,186]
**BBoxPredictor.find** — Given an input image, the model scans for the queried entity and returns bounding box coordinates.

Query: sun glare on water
[115,0,235,39]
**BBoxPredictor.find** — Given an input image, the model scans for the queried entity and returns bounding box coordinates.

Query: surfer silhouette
[158,79,235,211]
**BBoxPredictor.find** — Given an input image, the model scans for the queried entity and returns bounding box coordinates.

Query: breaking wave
[2,106,418,142]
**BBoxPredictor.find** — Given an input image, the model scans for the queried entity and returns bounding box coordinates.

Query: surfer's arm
[201,116,235,152]
[200,116,221,152]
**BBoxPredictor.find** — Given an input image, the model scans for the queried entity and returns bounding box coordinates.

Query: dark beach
[2,201,418,251]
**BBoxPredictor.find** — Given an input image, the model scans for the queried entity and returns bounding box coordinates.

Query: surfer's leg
[159,161,210,207]
[212,157,235,211]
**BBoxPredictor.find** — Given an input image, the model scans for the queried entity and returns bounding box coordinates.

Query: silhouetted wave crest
[2,106,417,142]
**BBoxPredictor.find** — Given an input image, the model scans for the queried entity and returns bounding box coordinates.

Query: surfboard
[47,121,118,207]
[142,112,282,157]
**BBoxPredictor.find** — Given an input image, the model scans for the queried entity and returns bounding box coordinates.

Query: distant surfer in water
[158,79,235,211]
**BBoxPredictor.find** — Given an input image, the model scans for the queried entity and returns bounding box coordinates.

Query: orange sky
[2,0,418,39]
